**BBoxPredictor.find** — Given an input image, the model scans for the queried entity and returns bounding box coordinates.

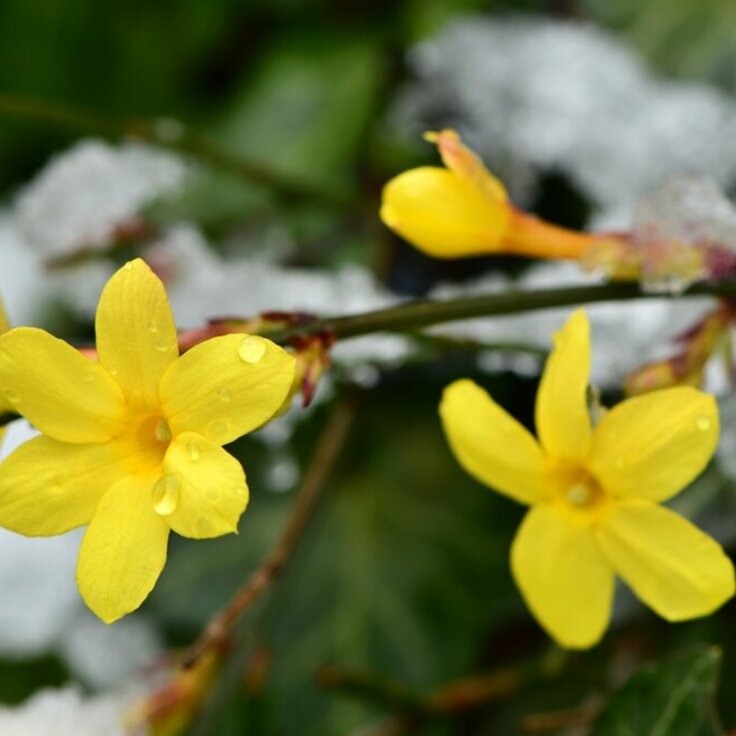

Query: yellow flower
[440,309,734,648]
[381,130,594,260]
[0,296,11,448]
[0,259,295,623]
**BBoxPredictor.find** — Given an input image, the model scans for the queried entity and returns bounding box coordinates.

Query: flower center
[119,414,173,476]
[154,418,171,442]
[564,473,604,510]
[549,463,606,516]
[566,482,594,506]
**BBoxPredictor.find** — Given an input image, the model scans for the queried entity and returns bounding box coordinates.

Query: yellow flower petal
[535,309,592,462]
[597,500,735,621]
[0,436,129,535]
[0,298,11,416]
[95,258,179,411]
[589,388,718,502]
[0,327,125,443]
[511,504,614,649]
[425,129,509,202]
[380,167,510,258]
[160,431,249,539]
[440,379,545,504]
[160,334,295,446]
[0,295,9,335]
[77,475,170,623]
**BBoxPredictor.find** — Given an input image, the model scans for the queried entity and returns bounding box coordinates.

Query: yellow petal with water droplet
[238,336,267,364]
[95,258,178,411]
[588,387,718,502]
[162,431,248,539]
[151,473,181,515]
[160,333,295,445]
[77,475,170,624]
[0,327,125,443]
[535,309,592,462]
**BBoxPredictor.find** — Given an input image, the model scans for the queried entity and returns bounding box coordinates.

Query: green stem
[0,280,732,430]
[0,93,348,206]
[271,279,736,342]
[315,667,428,715]
[317,662,533,717]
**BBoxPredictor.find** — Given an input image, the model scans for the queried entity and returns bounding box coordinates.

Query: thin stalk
[270,279,736,343]
[182,395,357,668]
[0,92,347,206]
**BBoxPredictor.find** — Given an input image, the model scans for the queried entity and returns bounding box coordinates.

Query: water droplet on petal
[3,388,20,404]
[196,517,213,536]
[235,485,246,497]
[217,387,231,402]
[207,419,231,440]
[206,488,219,502]
[696,415,712,431]
[238,336,267,364]
[152,474,181,516]
[187,440,201,462]
[147,321,159,334]
[155,339,172,352]
[109,367,118,377]
[124,262,133,271]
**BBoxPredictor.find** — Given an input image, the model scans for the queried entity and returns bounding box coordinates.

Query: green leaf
[255,377,526,735]
[593,647,723,736]
[215,33,384,193]
[582,0,736,90]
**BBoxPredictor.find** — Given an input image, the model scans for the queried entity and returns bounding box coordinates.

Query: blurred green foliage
[593,648,722,736]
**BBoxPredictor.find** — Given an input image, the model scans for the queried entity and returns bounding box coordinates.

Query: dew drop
[187,440,201,462]
[238,336,267,364]
[154,418,172,442]
[3,388,20,404]
[152,474,181,515]
[155,339,171,352]
[206,487,219,502]
[196,517,213,536]
[109,367,118,377]
[147,321,159,334]
[124,262,133,271]
[217,387,231,402]
[235,485,246,497]
[696,415,712,431]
